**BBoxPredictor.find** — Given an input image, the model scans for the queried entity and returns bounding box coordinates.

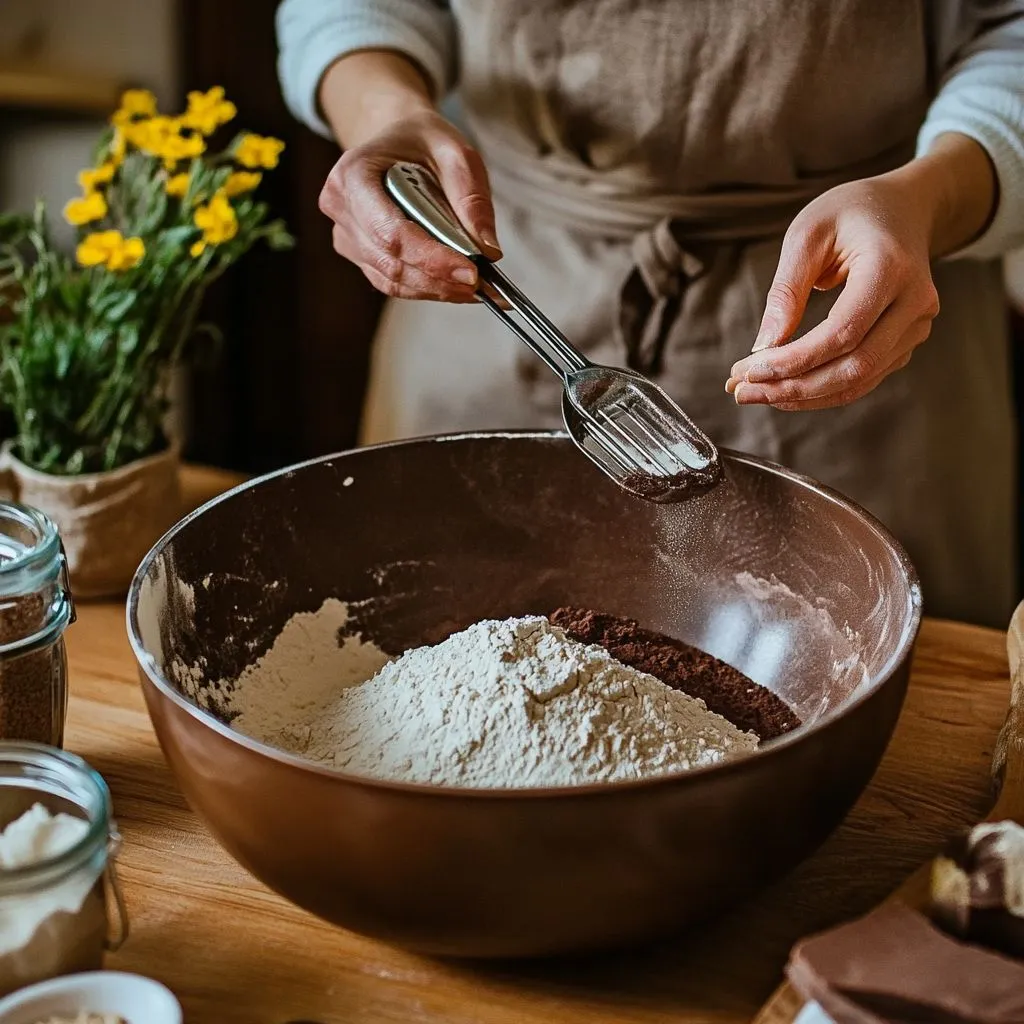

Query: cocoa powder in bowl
[549,606,801,740]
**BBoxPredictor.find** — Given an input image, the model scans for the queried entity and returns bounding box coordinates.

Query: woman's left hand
[725,136,995,411]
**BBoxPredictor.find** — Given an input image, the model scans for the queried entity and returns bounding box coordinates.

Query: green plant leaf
[99,289,138,322]
[118,322,140,355]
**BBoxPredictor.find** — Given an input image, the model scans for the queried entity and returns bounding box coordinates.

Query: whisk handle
[384,162,590,380]
[385,162,484,260]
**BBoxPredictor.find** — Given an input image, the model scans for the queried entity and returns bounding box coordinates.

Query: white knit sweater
[276,0,1024,260]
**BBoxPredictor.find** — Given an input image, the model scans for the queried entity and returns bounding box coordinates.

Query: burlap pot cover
[0,443,182,599]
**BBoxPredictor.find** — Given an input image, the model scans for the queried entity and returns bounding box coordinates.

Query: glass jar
[0,743,127,997]
[0,503,75,746]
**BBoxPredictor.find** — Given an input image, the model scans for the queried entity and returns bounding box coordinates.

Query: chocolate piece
[787,902,1024,1024]
[549,606,800,740]
[931,820,1024,959]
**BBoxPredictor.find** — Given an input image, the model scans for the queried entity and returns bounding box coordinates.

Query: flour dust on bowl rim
[126,431,921,958]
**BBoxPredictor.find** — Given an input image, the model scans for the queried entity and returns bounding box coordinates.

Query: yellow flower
[222,171,261,197]
[111,90,158,133]
[77,163,116,193]
[165,172,191,198]
[234,134,285,170]
[77,231,119,267]
[120,115,203,167]
[160,131,205,169]
[63,191,108,226]
[107,236,145,271]
[193,191,238,246]
[124,116,164,149]
[190,240,207,258]
[117,89,157,118]
[75,230,144,271]
[120,116,165,151]
[182,86,237,135]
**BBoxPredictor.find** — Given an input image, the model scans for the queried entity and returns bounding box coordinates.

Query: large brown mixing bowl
[127,433,921,958]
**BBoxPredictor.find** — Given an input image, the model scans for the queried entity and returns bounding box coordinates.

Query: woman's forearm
[888,132,998,258]
[318,50,435,149]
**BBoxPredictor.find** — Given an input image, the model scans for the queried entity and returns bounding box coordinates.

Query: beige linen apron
[360,0,1017,628]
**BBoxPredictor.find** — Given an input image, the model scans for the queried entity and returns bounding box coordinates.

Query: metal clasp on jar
[105,825,129,952]
[58,537,76,627]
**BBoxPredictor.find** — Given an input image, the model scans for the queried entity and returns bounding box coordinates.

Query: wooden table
[66,470,1011,1023]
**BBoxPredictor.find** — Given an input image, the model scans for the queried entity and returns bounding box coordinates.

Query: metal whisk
[385,162,723,503]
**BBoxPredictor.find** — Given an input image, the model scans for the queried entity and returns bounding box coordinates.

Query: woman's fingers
[431,135,502,259]
[331,219,479,302]
[344,224,478,303]
[751,217,836,353]
[329,160,479,280]
[731,252,898,387]
[329,221,359,264]
[361,262,480,303]
[318,112,500,303]
[749,349,916,412]
[727,247,938,404]
[724,172,944,413]
[733,300,931,409]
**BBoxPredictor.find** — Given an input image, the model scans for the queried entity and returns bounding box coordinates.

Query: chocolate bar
[786,902,1024,1023]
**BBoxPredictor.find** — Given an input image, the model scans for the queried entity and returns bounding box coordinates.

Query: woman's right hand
[318,108,501,303]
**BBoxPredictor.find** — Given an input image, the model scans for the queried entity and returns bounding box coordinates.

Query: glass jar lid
[0,504,76,657]
[0,504,64,600]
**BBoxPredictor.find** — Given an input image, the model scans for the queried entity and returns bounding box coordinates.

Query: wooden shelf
[0,61,121,117]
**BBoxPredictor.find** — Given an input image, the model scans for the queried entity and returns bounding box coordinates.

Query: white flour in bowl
[212,604,758,789]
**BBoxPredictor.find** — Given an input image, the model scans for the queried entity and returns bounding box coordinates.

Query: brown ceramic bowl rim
[126,430,923,800]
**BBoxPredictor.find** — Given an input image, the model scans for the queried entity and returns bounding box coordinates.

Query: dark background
[180,0,383,473]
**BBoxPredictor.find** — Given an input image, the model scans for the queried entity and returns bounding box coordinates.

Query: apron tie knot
[618,218,705,375]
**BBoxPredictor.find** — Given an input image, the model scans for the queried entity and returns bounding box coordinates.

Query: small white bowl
[0,972,181,1024]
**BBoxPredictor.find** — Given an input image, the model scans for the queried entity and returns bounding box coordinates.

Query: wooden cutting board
[753,603,1024,1024]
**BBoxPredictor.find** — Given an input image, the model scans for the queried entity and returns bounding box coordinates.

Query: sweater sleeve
[275,0,456,140]
[918,1,1024,259]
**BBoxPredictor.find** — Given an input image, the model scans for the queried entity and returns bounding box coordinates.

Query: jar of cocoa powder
[0,743,128,997]
[0,503,75,746]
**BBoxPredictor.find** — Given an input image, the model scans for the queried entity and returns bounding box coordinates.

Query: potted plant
[0,87,293,597]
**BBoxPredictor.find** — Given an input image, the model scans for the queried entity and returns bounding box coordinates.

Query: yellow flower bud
[77,163,116,193]
[190,240,207,258]
[118,89,158,118]
[75,231,145,271]
[234,134,286,170]
[183,86,237,136]
[160,131,205,169]
[76,230,123,267]
[107,236,145,271]
[64,191,108,227]
[194,191,239,246]
[122,115,197,163]
[222,171,261,197]
[120,119,153,150]
[166,173,191,198]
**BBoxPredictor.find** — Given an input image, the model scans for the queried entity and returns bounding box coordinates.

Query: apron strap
[618,218,706,375]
